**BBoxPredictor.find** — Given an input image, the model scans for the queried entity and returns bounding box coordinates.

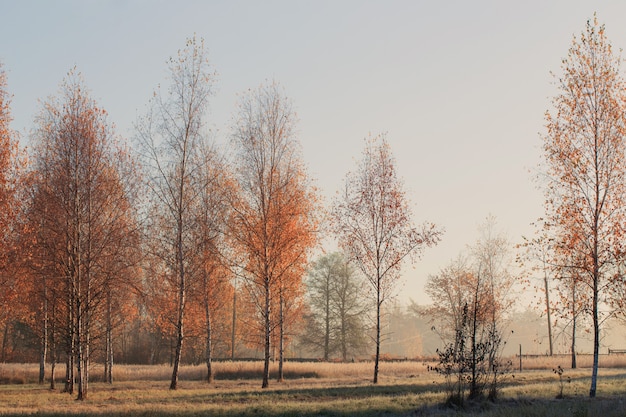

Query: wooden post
[519,344,522,372]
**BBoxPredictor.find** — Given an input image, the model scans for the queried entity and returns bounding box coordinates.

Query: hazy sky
[2,1,625,305]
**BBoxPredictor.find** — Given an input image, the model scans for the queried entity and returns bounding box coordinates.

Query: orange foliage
[542,15,626,397]
[230,82,320,387]
[26,68,141,398]
[0,64,28,360]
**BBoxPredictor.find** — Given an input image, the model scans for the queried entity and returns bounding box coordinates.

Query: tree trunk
[231,288,237,360]
[590,275,599,398]
[170,227,186,390]
[341,311,347,362]
[324,277,330,361]
[39,285,48,385]
[262,279,271,389]
[50,318,57,390]
[277,289,284,382]
[65,350,73,394]
[104,292,113,384]
[204,287,213,383]
[64,287,74,395]
[1,321,9,362]
[49,306,56,390]
[50,356,56,390]
[170,305,184,390]
[76,296,86,400]
[373,278,381,384]
[543,268,553,356]
[470,286,479,399]
[83,324,90,397]
[571,279,577,369]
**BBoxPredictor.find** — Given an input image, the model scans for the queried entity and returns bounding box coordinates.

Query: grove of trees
[302,252,369,362]
[3,14,626,403]
[27,69,141,399]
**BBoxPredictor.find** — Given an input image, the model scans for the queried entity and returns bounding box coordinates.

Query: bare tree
[135,36,216,390]
[304,252,369,361]
[427,217,514,401]
[332,134,442,384]
[518,233,555,356]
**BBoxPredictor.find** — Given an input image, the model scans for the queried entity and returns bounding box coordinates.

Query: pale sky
[2,0,625,305]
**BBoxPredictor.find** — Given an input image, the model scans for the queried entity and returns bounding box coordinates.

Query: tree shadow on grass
[0,382,445,417]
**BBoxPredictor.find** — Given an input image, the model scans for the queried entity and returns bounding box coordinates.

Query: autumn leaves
[0,31,440,399]
[537,16,626,398]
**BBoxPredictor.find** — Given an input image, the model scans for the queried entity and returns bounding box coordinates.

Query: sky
[2,0,626,305]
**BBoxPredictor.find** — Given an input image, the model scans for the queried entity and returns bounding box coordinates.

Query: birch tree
[230,81,319,388]
[542,15,626,397]
[0,64,26,368]
[332,134,442,384]
[135,36,216,390]
[29,69,139,400]
[192,145,235,383]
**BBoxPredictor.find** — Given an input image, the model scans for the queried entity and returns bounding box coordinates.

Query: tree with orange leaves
[230,81,319,389]
[542,16,626,397]
[0,64,26,364]
[191,145,236,382]
[28,69,140,400]
[332,134,442,384]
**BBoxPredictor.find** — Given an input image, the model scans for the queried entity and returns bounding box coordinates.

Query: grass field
[1,357,626,416]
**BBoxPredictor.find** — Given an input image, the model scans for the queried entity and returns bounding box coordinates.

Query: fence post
[519,344,522,372]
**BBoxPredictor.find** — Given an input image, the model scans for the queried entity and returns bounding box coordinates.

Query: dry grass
[515,353,626,370]
[0,360,430,385]
[1,359,626,416]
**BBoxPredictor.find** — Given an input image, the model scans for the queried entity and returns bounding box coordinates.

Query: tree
[0,64,24,364]
[0,64,19,272]
[275,266,306,382]
[305,254,336,361]
[425,256,475,344]
[470,216,515,333]
[561,264,586,368]
[230,81,319,388]
[135,36,216,390]
[0,64,30,372]
[381,301,423,359]
[518,232,555,356]
[332,134,442,383]
[191,146,235,382]
[29,69,139,400]
[429,269,506,402]
[542,16,626,398]
[426,218,514,400]
[303,252,369,361]
[519,226,590,367]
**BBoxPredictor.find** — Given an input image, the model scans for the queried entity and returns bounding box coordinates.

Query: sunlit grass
[0,360,430,385]
[1,359,626,416]
[515,353,626,370]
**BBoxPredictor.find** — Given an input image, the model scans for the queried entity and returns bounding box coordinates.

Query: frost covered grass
[1,360,626,416]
